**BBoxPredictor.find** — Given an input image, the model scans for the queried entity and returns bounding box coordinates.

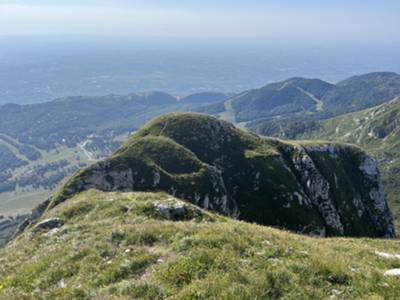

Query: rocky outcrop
[153,200,204,221]
[47,113,395,237]
[33,218,64,232]
[384,269,400,277]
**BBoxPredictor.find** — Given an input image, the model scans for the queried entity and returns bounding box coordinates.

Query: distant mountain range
[1,71,400,227]
[204,72,400,124]
[0,91,229,151]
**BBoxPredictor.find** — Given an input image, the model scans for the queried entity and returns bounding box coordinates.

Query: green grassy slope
[1,190,400,299]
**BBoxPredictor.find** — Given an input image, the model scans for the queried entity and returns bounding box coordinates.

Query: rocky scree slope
[2,190,400,299]
[44,113,395,238]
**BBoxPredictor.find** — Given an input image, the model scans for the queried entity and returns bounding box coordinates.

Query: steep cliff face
[49,113,395,237]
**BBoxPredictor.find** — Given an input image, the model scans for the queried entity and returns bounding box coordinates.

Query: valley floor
[0,143,93,216]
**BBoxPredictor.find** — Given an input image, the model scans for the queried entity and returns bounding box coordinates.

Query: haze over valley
[1,37,400,105]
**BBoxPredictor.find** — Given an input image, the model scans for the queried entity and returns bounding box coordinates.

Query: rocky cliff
[47,113,395,237]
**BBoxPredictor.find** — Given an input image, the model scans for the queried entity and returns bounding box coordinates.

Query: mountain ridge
[40,113,395,238]
[205,72,400,124]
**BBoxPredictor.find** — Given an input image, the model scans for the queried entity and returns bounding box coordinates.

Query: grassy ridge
[1,189,400,299]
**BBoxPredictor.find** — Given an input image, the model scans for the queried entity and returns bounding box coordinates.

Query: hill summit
[42,113,395,238]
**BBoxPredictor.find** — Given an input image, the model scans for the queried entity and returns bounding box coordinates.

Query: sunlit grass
[1,189,400,299]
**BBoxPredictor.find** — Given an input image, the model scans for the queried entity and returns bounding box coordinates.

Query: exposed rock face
[358,156,395,237]
[289,145,344,235]
[154,200,204,221]
[384,269,400,277]
[33,218,64,232]
[49,113,395,237]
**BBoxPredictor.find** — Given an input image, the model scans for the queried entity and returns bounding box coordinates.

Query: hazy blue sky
[0,1,399,45]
